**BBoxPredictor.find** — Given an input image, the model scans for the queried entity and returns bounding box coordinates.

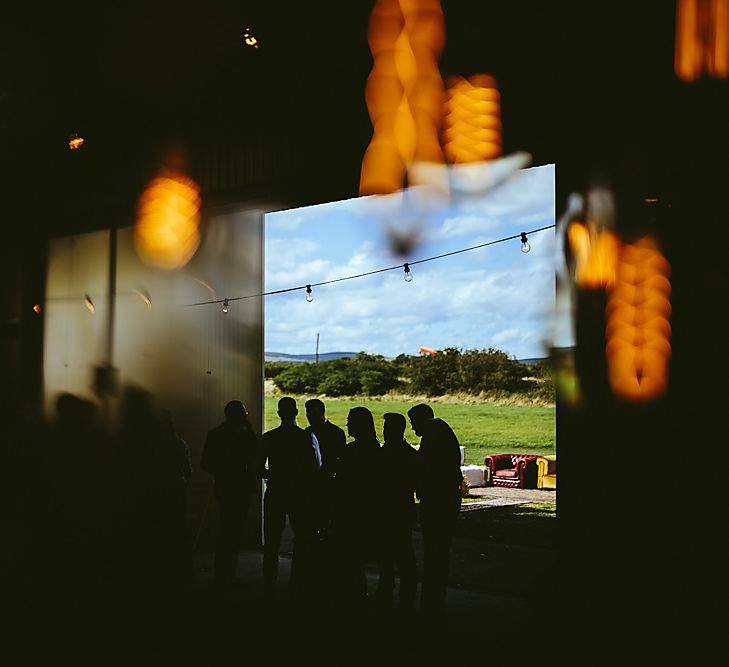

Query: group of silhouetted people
[201,395,464,621]
[1,386,464,648]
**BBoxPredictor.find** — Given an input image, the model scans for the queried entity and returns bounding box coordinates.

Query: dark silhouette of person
[18,391,124,643]
[114,386,199,607]
[116,387,164,578]
[7,393,122,655]
[372,412,418,612]
[304,398,346,537]
[260,396,321,600]
[330,406,381,610]
[157,408,195,586]
[200,400,260,590]
[407,403,463,622]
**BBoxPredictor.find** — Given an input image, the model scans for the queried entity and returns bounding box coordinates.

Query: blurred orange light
[568,221,620,289]
[68,133,84,150]
[605,235,672,402]
[360,0,445,195]
[675,0,729,81]
[442,74,502,164]
[243,28,258,48]
[134,173,201,270]
[32,303,41,314]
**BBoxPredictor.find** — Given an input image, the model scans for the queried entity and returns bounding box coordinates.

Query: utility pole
[315,332,319,364]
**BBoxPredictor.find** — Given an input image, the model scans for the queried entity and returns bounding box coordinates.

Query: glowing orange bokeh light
[442,74,502,164]
[68,133,84,150]
[605,236,672,402]
[360,0,445,195]
[243,28,258,48]
[134,173,201,270]
[568,220,671,401]
[567,221,620,289]
[675,0,729,81]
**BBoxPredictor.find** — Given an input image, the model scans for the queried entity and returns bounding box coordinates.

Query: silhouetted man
[331,406,380,610]
[158,409,194,586]
[260,396,321,600]
[407,403,463,622]
[200,400,260,590]
[304,398,346,536]
[372,412,418,611]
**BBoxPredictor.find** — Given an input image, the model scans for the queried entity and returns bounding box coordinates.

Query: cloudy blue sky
[264,164,556,361]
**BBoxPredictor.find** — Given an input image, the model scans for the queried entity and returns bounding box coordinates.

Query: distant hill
[265,351,359,363]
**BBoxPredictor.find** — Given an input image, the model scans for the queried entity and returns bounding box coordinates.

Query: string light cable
[183,224,556,308]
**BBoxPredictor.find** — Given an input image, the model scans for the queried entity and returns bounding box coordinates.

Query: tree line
[266,348,555,401]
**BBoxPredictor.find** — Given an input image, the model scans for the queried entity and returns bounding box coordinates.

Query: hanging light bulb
[243,28,258,48]
[68,132,84,150]
[403,263,413,282]
[520,232,531,253]
[306,285,314,302]
[84,294,95,312]
[222,298,229,314]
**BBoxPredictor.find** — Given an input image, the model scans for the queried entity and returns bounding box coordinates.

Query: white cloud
[428,214,501,240]
[266,258,332,292]
[265,237,320,263]
[264,213,306,231]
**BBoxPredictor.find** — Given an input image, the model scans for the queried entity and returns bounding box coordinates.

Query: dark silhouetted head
[119,385,158,443]
[347,406,376,441]
[305,398,326,427]
[224,400,249,425]
[383,412,406,443]
[277,396,298,421]
[407,403,434,436]
[56,392,83,425]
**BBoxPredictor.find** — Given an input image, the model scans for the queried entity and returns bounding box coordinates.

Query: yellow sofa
[536,455,556,489]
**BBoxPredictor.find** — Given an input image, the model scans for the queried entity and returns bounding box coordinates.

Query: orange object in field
[419,346,437,355]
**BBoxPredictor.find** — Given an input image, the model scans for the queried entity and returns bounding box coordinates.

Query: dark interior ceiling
[3,1,716,234]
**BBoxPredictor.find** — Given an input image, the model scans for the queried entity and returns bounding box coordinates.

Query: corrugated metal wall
[43,207,264,544]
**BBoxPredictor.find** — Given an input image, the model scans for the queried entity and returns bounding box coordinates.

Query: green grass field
[264,394,555,465]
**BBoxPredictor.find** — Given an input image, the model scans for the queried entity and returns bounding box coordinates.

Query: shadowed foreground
[4,502,556,663]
